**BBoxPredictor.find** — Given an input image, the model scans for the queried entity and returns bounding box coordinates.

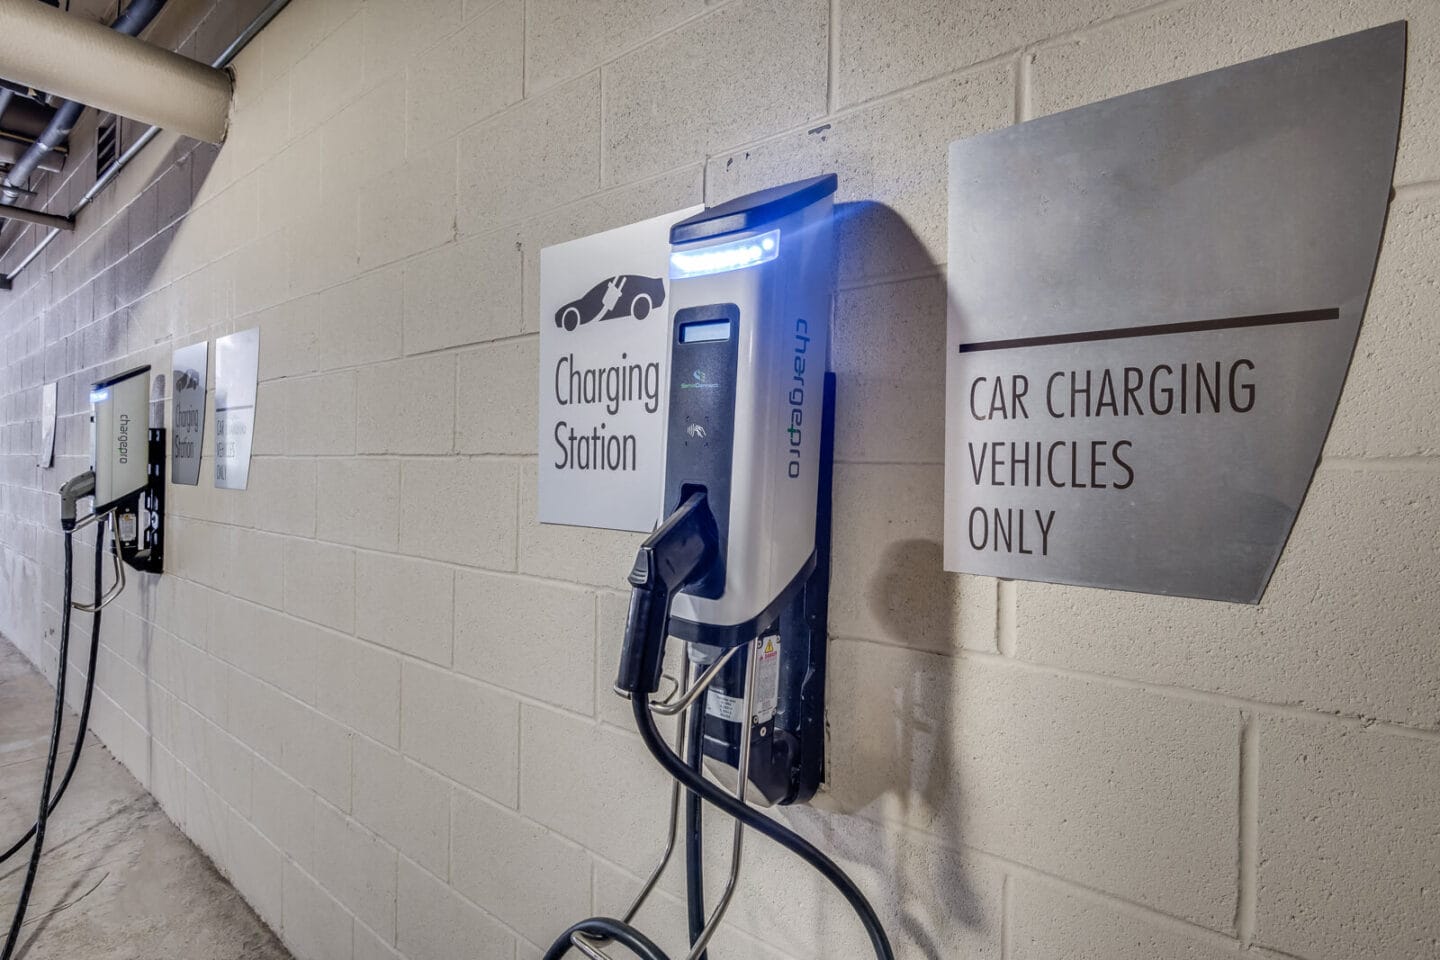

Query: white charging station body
[90,366,152,512]
[663,177,836,641]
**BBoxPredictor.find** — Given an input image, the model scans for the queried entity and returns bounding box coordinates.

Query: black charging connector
[615,491,719,696]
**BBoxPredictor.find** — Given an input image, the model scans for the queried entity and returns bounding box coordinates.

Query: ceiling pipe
[0,94,60,140]
[0,0,231,144]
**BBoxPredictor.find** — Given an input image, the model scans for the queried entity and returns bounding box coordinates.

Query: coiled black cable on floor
[542,917,670,960]
[683,695,708,960]
[633,693,896,960]
[0,517,105,867]
[1,530,75,960]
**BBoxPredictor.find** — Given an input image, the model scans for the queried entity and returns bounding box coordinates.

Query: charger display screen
[679,319,732,343]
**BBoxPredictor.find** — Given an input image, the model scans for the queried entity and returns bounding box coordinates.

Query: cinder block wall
[1,1,1437,958]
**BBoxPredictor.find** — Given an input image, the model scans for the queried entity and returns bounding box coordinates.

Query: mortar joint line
[1236,710,1259,946]
[996,578,1017,657]
[1000,873,1013,959]
[598,65,607,190]
[1015,48,1033,124]
[826,0,840,115]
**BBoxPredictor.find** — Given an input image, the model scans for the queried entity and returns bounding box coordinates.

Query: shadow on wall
[123,139,223,813]
[769,202,989,957]
[817,539,987,960]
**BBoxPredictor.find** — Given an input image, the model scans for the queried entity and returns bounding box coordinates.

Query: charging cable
[2,476,109,959]
[0,515,106,866]
[2,531,75,959]
[543,492,895,960]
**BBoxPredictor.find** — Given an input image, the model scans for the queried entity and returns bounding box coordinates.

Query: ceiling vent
[96,114,119,180]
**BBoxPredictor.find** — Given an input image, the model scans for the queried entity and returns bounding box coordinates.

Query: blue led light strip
[670,230,780,279]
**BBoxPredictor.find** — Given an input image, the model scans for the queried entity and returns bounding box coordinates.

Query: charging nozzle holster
[58,471,96,531]
[616,492,720,696]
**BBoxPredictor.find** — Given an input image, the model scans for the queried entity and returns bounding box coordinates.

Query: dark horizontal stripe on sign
[958,307,1341,354]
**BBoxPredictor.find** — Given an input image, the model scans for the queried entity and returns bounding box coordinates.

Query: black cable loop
[541,917,671,960]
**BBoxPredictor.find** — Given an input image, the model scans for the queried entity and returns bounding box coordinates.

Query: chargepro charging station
[546,177,894,960]
[87,365,165,574]
[2,366,165,960]
[663,175,839,808]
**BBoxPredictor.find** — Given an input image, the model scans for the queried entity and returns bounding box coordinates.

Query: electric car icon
[555,275,666,331]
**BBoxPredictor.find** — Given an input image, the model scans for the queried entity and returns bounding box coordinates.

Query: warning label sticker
[702,637,783,725]
[754,635,780,724]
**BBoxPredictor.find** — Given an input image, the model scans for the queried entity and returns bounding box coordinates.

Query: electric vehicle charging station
[87,365,166,574]
[2,365,165,960]
[545,176,894,960]
[661,176,838,807]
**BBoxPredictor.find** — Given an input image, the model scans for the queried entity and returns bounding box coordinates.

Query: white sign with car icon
[536,204,703,532]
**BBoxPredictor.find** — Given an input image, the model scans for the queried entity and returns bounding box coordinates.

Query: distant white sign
[39,382,56,468]
[171,341,208,486]
[214,328,259,490]
[537,206,702,531]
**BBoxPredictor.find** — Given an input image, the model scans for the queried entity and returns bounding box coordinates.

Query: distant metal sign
[944,23,1405,603]
[214,328,259,490]
[171,340,207,486]
[39,381,56,468]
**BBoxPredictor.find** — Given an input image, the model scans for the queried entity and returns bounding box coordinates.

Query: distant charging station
[87,366,164,572]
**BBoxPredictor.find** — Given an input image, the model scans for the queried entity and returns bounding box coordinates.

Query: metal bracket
[0,200,73,231]
[581,640,760,960]
[70,510,124,613]
[115,428,165,574]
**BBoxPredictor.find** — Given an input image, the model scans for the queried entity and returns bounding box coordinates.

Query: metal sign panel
[171,340,208,486]
[38,381,56,468]
[944,24,1405,603]
[537,206,702,532]
[214,328,259,491]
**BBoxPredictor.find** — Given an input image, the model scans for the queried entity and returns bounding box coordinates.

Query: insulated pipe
[0,0,231,144]
[0,0,286,292]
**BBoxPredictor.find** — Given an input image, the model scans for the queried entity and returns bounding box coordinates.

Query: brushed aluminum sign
[39,381,56,469]
[214,328,259,491]
[171,340,208,486]
[944,24,1405,603]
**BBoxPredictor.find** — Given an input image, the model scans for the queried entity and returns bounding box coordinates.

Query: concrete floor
[0,638,290,960]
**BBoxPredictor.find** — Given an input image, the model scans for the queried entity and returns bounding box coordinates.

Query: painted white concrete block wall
[0,1,1436,958]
